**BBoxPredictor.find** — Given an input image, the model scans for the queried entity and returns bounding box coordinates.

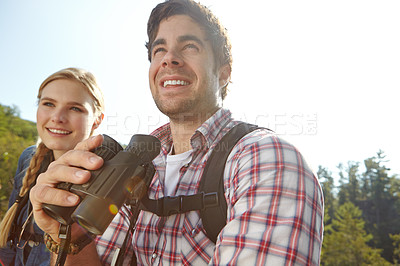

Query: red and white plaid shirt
[95,108,324,265]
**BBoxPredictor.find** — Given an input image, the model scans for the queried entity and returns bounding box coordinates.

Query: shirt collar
[195,108,233,149]
[150,108,233,154]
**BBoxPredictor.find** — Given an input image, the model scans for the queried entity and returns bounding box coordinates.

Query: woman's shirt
[0,146,51,266]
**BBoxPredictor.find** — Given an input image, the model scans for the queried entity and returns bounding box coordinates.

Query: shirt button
[152,253,157,259]
[191,229,196,235]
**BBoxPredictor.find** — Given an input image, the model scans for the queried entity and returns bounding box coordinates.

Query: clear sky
[1,0,399,178]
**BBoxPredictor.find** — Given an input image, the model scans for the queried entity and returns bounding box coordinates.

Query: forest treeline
[1,103,399,264]
[0,104,37,214]
[319,151,400,265]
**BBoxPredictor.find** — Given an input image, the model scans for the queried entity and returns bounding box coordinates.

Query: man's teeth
[163,80,189,87]
[48,128,71,135]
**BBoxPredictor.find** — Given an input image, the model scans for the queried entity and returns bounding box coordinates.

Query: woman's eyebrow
[39,97,86,107]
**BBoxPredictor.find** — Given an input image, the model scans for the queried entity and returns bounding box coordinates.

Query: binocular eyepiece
[42,134,161,235]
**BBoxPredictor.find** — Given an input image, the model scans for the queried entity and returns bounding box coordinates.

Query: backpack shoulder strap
[199,122,259,243]
[139,122,261,243]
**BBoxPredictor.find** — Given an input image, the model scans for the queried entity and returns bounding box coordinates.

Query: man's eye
[153,47,166,56]
[184,44,199,51]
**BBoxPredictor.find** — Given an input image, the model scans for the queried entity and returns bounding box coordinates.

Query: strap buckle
[161,196,183,216]
[146,192,220,216]
[58,224,71,241]
[202,192,219,209]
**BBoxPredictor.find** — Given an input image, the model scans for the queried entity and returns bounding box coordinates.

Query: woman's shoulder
[17,145,36,167]
[14,145,36,185]
[20,145,36,159]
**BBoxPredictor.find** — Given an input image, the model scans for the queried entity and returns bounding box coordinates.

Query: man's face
[148,15,228,120]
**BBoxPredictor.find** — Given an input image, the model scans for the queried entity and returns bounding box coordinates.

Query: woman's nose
[51,108,67,123]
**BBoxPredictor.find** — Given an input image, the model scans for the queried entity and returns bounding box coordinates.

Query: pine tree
[390,234,400,265]
[360,151,400,261]
[321,202,390,266]
[317,166,336,225]
[337,162,361,206]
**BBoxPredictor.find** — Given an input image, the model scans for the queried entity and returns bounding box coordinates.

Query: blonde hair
[0,67,105,247]
[38,67,105,117]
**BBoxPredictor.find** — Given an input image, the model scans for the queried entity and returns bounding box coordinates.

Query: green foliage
[321,202,390,266]
[0,104,37,218]
[320,151,400,264]
[391,234,400,265]
[337,161,361,205]
[359,151,400,261]
[318,166,337,225]
[0,104,37,140]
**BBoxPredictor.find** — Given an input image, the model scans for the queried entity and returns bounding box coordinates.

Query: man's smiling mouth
[163,80,189,87]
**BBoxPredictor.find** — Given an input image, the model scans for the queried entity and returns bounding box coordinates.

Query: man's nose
[162,50,184,68]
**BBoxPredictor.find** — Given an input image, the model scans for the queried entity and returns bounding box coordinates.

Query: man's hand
[30,135,105,241]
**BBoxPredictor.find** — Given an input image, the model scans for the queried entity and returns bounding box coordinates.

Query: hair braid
[20,142,50,196]
[0,142,51,247]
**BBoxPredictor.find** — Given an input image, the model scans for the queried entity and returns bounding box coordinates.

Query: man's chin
[155,100,195,119]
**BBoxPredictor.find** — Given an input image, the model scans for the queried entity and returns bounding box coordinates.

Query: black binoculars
[42,134,161,235]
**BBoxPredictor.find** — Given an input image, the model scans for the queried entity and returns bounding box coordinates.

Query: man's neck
[168,109,218,154]
[169,119,200,154]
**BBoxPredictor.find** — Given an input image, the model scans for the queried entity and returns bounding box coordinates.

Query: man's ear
[92,113,104,130]
[218,64,231,88]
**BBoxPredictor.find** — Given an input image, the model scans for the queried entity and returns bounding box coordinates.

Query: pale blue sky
[1,0,399,177]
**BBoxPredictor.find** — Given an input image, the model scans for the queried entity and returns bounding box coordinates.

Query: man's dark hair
[146,0,232,99]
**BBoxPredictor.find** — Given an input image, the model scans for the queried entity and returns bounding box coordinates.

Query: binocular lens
[72,196,116,235]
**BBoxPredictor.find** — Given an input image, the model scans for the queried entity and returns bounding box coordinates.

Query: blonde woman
[0,68,104,265]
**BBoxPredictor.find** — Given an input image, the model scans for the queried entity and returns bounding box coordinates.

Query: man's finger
[50,149,104,173]
[74,134,104,151]
[30,184,80,209]
[36,163,94,186]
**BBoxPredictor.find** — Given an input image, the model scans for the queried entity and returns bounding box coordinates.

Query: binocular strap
[112,202,141,266]
[55,224,72,266]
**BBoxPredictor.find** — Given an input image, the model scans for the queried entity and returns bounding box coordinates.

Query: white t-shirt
[164,148,193,196]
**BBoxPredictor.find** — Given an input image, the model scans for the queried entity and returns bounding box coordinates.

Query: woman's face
[36,79,99,159]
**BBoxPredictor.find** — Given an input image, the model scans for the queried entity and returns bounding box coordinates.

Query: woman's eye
[43,102,54,107]
[71,106,83,112]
